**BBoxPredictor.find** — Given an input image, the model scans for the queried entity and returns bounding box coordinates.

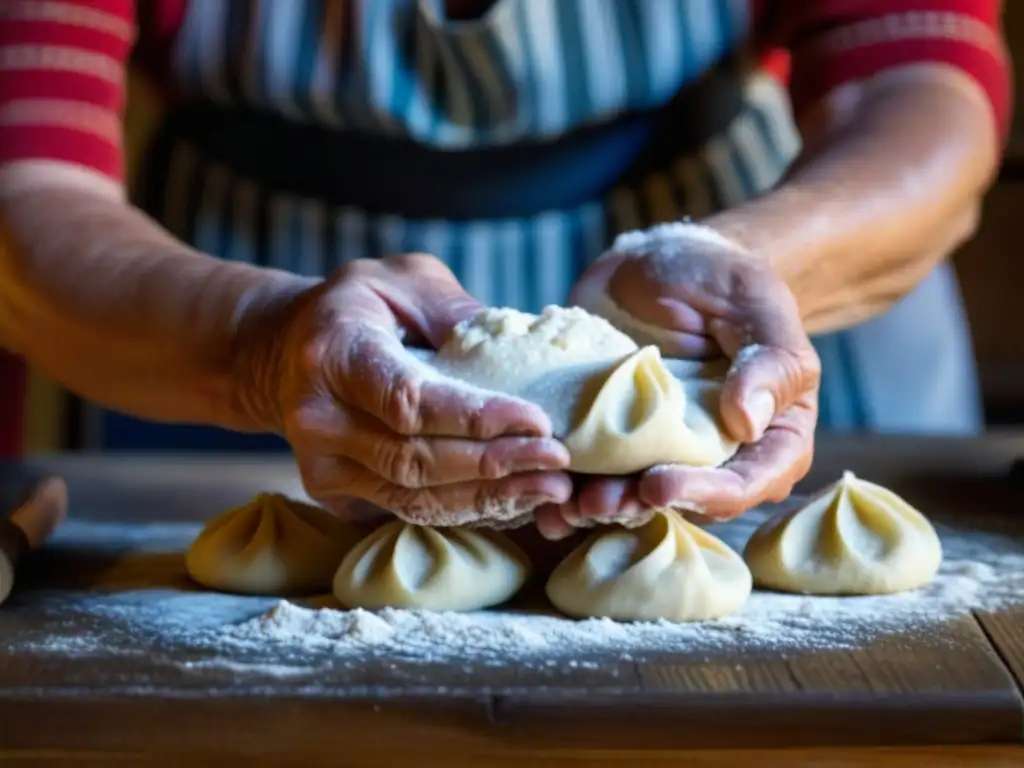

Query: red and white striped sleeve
[760,0,1012,142]
[0,0,135,183]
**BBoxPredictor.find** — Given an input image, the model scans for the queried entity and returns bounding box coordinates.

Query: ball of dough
[743,471,943,595]
[333,521,531,611]
[431,305,737,475]
[546,508,752,622]
[186,493,363,596]
[434,304,637,393]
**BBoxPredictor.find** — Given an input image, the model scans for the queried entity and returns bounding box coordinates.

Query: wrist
[226,270,320,434]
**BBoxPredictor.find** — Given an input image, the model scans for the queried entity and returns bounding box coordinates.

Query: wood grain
[1,745,1023,767]
[0,437,1021,758]
[493,617,1023,749]
[977,607,1024,694]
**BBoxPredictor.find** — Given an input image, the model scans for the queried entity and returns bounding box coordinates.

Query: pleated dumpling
[563,346,737,474]
[743,471,942,595]
[186,493,363,596]
[546,509,752,622]
[333,522,531,611]
[429,306,737,476]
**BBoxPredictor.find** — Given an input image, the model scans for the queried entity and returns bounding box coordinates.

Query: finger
[638,406,815,520]
[604,233,737,326]
[296,406,570,487]
[534,504,579,541]
[375,253,484,347]
[331,324,554,439]
[705,263,819,442]
[717,341,820,443]
[573,255,721,358]
[533,477,650,541]
[305,456,574,527]
[575,477,645,524]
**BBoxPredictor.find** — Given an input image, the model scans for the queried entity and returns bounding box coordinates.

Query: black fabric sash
[139,60,744,221]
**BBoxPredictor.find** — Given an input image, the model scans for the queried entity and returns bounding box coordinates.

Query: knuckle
[386,252,446,275]
[284,403,328,441]
[476,443,507,479]
[333,258,380,282]
[376,438,433,488]
[296,458,331,501]
[380,369,424,434]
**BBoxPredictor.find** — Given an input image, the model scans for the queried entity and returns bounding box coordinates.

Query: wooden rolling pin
[0,476,68,606]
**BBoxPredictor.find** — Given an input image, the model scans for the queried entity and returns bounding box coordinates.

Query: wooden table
[0,435,1023,767]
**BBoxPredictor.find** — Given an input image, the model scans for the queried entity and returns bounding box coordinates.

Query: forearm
[0,170,313,431]
[706,65,999,335]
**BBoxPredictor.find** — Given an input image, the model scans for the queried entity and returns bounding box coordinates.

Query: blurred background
[5,8,1024,455]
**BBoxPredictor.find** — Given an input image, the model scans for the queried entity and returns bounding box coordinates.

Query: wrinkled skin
[532,230,821,540]
[269,254,574,526]
[266,240,818,537]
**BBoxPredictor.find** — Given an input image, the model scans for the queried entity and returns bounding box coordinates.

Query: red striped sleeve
[758,0,1011,142]
[0,0,135,182]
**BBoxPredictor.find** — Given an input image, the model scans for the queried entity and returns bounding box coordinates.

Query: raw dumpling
[430,305,737,475]
[743,471,942,595]
[186,493,363,596]
[333,521,531,611]
[546,508,752,621]
[564,346,737,473]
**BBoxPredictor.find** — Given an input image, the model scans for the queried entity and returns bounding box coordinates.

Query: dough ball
[546,508,752,622]
[743,471,942,595]
[332,521,531,611]
[186,493,362,596]
[431,305,737,475]
[434,305,638,393]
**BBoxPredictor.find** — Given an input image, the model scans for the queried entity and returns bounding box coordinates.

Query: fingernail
[511,439,571,472]
[744,389,776,439]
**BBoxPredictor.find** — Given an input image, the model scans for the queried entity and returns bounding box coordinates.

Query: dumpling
[332,521,531,611]
[563,346,737,473]
[186,493,363,596]
[743,471,942,595]
[429,305,737,475]
[546,508,752,621]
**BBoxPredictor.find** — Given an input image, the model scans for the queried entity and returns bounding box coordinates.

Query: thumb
[379,254,484,348]
[717,341,820,443]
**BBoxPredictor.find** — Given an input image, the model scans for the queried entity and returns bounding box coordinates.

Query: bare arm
[0,164,313,431]
[705,64,1000,335]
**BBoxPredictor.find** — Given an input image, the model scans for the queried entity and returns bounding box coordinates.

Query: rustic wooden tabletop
[0,434,1022,767]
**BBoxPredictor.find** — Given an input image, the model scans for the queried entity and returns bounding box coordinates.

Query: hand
[534,224,820,540]
[239,254,573,527]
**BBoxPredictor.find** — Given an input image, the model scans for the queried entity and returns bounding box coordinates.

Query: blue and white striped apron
[114,0,981,450]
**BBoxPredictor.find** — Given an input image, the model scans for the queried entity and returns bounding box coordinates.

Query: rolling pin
[0,476,68,606]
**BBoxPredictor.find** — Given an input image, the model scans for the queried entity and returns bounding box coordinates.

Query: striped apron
[112,0,981,450]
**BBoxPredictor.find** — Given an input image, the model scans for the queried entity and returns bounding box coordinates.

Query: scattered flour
[4,509,1023,684]
[217,546,1024,664]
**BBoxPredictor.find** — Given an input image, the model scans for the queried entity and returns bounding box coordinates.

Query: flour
[609,222,738,260]
[215,541,1024,665]
[5,508,1022,686]
[220,508,1024,664]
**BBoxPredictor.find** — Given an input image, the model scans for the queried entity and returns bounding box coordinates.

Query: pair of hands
[258,231,821,539]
